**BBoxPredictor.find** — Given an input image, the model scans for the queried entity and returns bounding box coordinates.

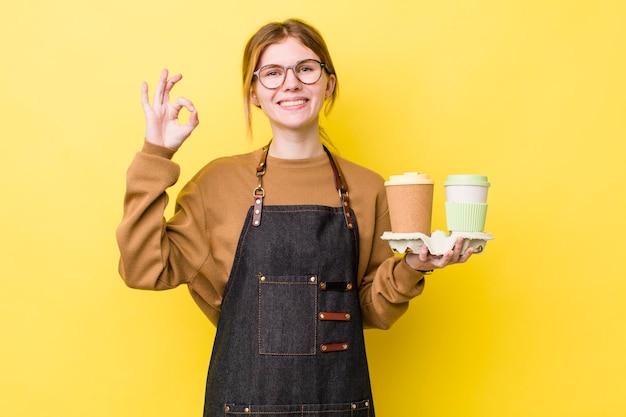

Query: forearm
[115,142,201,290]
[359,256,425,330]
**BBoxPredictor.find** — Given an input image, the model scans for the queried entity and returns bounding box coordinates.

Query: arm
[359,185,473,330]
[115,70,204,289]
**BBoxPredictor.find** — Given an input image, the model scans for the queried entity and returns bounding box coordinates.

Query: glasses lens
[258,65,285,89]
[295,60,323,84]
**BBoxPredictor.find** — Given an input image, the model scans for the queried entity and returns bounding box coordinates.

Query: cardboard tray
[380,230,494,255]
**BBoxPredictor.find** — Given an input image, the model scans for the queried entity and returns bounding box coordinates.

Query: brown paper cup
[385,173,434,234]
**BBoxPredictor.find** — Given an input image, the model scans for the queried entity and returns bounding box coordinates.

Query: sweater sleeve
[358,183,426,330]
[115,141,210,290]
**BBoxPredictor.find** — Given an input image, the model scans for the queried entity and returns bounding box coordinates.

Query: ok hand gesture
[141,69,199,150]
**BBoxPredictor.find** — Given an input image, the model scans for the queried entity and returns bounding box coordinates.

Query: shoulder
[333,154,385,193]
[190,148,263,185]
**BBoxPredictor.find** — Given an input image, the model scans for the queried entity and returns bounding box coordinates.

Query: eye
[261,66,283,78]
[297,63,315,73]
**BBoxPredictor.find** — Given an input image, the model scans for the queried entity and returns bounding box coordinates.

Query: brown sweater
[116,141,425,329]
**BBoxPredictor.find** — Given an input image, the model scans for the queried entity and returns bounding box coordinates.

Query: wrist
[404,253,433,273]
[142,140,177,159]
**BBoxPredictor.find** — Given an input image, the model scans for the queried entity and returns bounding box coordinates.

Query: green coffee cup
[444,175,490,232]
[445,202,488,232]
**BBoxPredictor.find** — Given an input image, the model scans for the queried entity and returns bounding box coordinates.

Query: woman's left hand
[404,237,473,272]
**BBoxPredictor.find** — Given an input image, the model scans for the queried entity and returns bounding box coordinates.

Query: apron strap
[252,142,354,229]
[323,146,354,229]
[252,144,270,227]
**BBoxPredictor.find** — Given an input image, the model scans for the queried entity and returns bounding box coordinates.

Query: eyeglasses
[253,59,327,89]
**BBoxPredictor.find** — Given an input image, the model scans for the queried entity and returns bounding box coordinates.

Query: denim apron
[203,145,374,416]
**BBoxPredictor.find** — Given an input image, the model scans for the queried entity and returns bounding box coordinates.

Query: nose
[281,67,302,90]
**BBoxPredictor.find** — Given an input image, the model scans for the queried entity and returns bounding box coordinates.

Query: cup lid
[444,175,490,187]
[385,172,434,185]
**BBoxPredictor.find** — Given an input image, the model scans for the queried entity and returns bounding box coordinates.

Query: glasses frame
[253,59,328,90]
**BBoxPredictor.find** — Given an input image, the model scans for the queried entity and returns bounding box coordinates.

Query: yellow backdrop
[2,1,625,416]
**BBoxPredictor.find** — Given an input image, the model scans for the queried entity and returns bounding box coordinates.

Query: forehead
[258,37,320,66]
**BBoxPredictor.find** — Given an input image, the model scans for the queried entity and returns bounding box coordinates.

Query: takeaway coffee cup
[384,172,434,234]
[444,175,490,232]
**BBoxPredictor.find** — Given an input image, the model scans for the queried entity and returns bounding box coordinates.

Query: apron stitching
[257,274,319,356]
[257,273,262,355]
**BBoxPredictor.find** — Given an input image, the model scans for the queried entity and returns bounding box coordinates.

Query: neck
[268,128,325,159]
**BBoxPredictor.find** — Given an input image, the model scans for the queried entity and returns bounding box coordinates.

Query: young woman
[116,18,473,417]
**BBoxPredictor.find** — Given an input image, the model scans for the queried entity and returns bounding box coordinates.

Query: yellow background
[2,0,625,416]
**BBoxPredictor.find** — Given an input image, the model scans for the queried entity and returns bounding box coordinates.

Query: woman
[116,18,473,417]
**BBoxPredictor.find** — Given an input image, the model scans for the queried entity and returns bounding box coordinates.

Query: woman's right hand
[141,69,199,150]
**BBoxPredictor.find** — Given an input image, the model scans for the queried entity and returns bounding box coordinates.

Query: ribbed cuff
[141,140,177,160]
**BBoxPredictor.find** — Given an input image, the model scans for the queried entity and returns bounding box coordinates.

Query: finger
[187,109,200,128]
[450,237,465,262]
[153,69,169,105]
[171,97,196,114]
[141,81,151,113]
[441,249,455,266]
[172,97,200,131]
[459,247,475,263]
[418,243,430,262]
[164,73,183,103]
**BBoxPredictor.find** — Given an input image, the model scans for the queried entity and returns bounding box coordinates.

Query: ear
[250,87,261,108]
[325,74,336,99]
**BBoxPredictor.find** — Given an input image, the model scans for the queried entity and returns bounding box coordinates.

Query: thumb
[187,109,200,128]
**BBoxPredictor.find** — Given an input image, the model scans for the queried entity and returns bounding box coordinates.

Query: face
[250,37,336,135]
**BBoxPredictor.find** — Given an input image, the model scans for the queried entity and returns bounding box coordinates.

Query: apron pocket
[223,400,371,416]
[258,273,318,355]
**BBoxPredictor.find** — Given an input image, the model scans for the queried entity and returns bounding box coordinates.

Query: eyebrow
[258,58,320,67]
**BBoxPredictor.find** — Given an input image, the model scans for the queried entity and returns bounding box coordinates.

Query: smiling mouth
[279,99,307,107]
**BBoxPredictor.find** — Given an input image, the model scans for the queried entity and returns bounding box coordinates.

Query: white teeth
[280,99,306,107]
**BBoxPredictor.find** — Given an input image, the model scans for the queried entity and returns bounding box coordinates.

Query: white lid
[385,172,434,185]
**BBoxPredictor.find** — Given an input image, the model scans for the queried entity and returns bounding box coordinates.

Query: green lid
[444,175,490,187]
